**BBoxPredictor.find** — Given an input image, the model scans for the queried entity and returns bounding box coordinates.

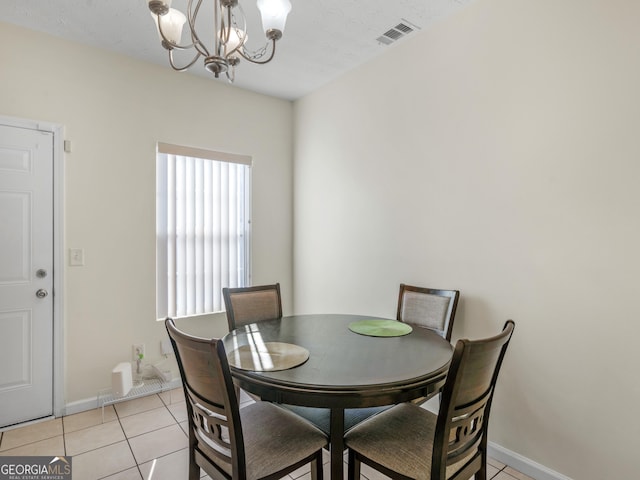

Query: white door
[0,124,54,427]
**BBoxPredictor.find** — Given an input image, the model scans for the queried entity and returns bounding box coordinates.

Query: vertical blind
[156,144,251,319]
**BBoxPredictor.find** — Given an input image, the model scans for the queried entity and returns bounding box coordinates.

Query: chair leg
[476,462,487,480]
[187,429,200,480]
[311,451,323,480]
[189,452,200,480]
[347,450,360,480]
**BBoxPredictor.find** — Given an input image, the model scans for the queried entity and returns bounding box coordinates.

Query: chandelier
[147,0,292,82]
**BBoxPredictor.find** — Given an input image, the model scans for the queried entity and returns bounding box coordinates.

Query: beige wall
[2,0,639,475]
[0,23,294,403]
[293,0,639,478]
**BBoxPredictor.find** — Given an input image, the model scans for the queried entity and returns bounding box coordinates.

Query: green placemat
[348,319,413,337]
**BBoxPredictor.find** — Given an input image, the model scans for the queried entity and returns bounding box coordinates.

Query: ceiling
[0,0,474,100]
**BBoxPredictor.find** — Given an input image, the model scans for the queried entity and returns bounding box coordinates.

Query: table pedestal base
[330,408,345,480]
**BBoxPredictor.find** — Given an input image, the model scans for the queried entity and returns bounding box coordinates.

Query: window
[156,143,251,319]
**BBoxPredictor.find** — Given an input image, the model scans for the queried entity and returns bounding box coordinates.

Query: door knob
[36,289,48,299]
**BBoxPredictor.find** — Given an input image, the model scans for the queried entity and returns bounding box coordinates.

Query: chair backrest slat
[396,284,460,341]
[223,283,283,330]
[185,388,233,464]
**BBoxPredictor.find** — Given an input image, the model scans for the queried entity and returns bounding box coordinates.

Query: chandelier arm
[213,5,228,58]
[234,2,248,37]
[187,0,211,57]
[168,48,202,72]
[214,0,219,55]
[221,4,232,47]
[238,39,277,65]
[226,65,235,83]
[193,42,210,57]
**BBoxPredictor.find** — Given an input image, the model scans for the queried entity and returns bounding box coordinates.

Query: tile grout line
[82,396,142,480]
[490,464,518,480]
[117,392,149,480]
[0,423,62,455]
[61,415,67,458]
[106,392,189,480]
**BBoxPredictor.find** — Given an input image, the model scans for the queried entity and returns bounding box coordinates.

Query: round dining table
[222,314,453,480]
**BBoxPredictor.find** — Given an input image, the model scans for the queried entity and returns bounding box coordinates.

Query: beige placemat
[227,342,310,372]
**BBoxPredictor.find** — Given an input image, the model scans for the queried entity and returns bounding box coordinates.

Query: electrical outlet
[132,343,145,362]
[161,339,173,356]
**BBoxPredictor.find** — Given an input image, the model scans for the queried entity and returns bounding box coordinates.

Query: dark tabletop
[222,314,453,409]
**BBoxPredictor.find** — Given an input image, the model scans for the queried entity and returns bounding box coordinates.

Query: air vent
[376,36,394,46]
[395,23,414,34]
[376,20,420,46]
[384,28,405,40]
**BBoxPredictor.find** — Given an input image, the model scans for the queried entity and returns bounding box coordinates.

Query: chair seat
[242,402,328,480]
[345,403,470,480]
[279,405,392,436]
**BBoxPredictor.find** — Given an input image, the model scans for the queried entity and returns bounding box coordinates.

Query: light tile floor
[0,390,534,480]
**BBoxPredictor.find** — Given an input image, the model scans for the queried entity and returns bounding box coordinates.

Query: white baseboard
[64,397,100,416]
[488,442,573,480]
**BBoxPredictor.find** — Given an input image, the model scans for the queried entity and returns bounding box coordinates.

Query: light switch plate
[69,248,85,266]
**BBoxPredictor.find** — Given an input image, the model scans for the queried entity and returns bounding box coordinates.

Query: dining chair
[223,283,283,401]
[397,283,460,341]
[165,318,328,480]
[223,283,283,331]
[397,283,460,406]
[344,320,515,480]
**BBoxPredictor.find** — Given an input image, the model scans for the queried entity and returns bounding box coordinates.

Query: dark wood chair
[165,318,327,480]
[345,320,515,480]
[397,283,460,341]
[222,283,283,401]
[398,284,460,406]
[222,283,282,331]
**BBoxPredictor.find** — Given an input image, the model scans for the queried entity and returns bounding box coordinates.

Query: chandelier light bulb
[256,0,291,38]
[152,8,186,48]
[221,27,247,56]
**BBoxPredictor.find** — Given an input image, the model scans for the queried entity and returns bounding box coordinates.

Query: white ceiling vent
[376,20,420,46]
